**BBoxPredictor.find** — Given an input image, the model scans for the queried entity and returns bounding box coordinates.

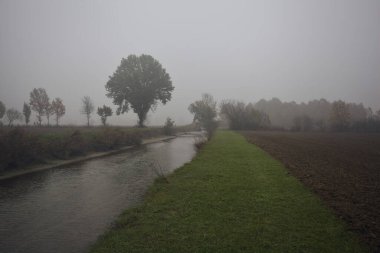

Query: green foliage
[188,93,218,139]
[163,117,175,135]
[97,105,113,126]
[29,88,50,126]
[90,131,367,253]
[23,102,31,125]
[106,55,174,127]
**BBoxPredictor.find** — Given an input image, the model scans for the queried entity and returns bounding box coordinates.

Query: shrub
[0,129,42,171]
[67,130,88,156]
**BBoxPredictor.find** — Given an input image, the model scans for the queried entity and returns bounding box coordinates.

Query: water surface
[0,135,198,253]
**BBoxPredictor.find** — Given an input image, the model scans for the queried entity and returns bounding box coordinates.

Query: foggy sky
[1,0,379,126]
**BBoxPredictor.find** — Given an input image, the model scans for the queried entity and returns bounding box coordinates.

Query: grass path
[90,131,367,253]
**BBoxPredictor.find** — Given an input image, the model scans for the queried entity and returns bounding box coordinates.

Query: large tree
[106,55,174,127]
[97,105,113,126]
[81,96,94,127]
[23,102,31,125]
[29,88,50,126]
[51,98,66,126]
[6,108,23,126]
[188,93,218,139]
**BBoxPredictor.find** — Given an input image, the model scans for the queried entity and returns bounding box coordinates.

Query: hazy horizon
[1,0,379,126]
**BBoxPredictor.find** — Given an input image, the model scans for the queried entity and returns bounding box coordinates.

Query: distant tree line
[187,95,380,134]
[254,98,380,132]
[220,100,270,130]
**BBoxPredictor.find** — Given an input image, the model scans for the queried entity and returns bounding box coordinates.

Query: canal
[0,134,199,253]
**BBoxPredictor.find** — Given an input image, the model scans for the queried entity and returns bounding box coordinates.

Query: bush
[194,136,207,150]
[67,130,88,156]
[93,128,142,151]
[0,127,148,172]
[0,129,42,171]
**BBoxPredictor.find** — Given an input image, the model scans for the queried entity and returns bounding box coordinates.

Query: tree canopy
[6,108,23,126]
[23,102,31,125]
[29,88,49,125]
[106,54,174,127]
[97,105,113,126]
[188,94,218,138]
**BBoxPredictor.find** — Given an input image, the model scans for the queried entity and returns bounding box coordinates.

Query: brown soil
[243,131,380,252]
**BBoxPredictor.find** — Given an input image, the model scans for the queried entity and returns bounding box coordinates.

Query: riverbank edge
[0,135,178,181]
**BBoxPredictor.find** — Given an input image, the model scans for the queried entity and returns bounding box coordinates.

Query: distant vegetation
[0,54,175,128]
[186,96,380,133]
[0,56,379,133]
[254,98,380,132]
[220,100,270,130]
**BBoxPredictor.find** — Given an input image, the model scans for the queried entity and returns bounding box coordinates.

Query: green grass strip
[90,131,367,253]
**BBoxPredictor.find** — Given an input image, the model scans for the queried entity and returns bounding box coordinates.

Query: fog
[1,0,379,126]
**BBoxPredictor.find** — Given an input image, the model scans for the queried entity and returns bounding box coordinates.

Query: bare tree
[81,96,94,127]
[97,105,112,126]
[29,88,49,126]
[23,102,31,125]
[6,108,23,126]
[51,98,66,126]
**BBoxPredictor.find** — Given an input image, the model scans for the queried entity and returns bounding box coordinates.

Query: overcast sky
[1,0,379,126]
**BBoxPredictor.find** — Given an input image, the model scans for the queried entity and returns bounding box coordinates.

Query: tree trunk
[87,114,90,127]
[38,114,42,126]
[138,114,145,128]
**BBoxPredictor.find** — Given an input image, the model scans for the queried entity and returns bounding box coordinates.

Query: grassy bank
[0,125,194,173]
[90,131,367,253]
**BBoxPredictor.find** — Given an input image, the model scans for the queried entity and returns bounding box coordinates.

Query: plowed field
[243,131,380,252]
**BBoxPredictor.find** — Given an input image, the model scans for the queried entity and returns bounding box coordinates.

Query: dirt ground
[243,131,380,252]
